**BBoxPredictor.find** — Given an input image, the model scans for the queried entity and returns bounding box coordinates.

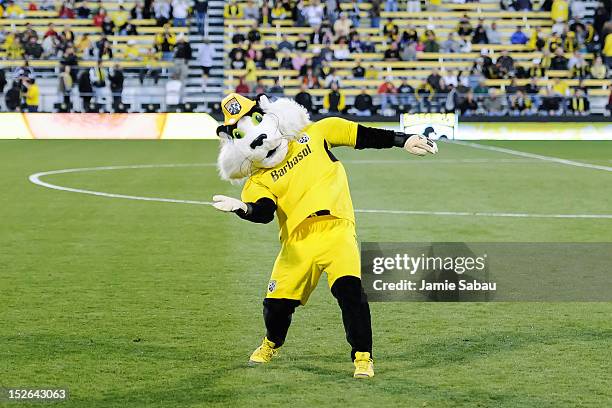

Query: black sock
[262,298,300,347]
[331,276,373,361]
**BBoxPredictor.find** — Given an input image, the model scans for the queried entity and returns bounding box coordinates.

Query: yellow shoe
[353,352,374,378]
[249,337,279,364]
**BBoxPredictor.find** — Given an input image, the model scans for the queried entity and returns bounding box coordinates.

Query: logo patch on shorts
[268,280,277,293]
[297,134,310,144]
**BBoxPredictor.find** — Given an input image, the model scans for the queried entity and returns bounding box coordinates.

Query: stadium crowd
[0,0,214,111]
[227,0,612,116]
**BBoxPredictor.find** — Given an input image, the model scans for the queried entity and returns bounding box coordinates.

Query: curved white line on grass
[28,164,612,219]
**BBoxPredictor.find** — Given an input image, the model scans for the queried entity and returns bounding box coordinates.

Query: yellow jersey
[241,117,358,241]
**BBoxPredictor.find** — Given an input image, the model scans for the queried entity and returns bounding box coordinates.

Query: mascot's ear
[260,97,311,138]
[216,125,233,142]
[256,94,271,110]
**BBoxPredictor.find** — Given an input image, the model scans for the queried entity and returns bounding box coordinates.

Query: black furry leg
[331,276,373,361]
[262,298,300,347]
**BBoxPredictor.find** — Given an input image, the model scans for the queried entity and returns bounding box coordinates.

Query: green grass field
[1,140,611,407]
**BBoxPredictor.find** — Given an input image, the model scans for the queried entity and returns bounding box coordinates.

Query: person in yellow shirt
[551,0,568,23]
[4,0,25,18]
[552,78,570,97]
[24,78,40,112]
[76,34,91,55]
[244,56,257,89]
[124,40,140,60]
[0,4,4,16]
[603,33,612,58]
[110,5,130,32]
[212,93,438,378]
[223,0,243,18]
[322,82,345,113]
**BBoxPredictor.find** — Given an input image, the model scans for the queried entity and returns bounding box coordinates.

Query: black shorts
[201,66,211,75]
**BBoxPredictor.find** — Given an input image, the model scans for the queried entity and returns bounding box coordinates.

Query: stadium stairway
[184,0,225,110]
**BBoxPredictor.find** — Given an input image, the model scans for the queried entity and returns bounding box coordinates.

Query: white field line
[27,164,612,219]
[452,141,612,172]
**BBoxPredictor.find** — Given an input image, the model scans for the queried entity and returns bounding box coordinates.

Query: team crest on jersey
[224,98,242,115]
[297,134,310,144]
[268,280,277,293]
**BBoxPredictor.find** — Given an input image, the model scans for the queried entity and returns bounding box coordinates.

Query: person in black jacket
[294,84,313,113]
[0,68,6,95]
[109,65,124,108]
[5,81,22,111]
[352,89,373,116]
[78,69,93,111]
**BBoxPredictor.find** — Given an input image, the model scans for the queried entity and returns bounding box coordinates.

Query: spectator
[426,69,444,92]
[510,26,528,44]
[458,35,472,52]
[369,0,381,28]
[295,84,313,113]
[550,47,568,70]
[156,25,177,60]
[243,0,259,20]
[552,78,571,97]
[109,64,124,107]
[304,0,325,27]
[23,37,43,59]
[377,78,398,115]
[194,0,208,35]
[197,39,214,89]
[606,85,612,116]
[400,41,417,61]
[424,32,439,53]
[551,0,569,23]
[78,68,93,110]
[247,23,261,43]
[58,65,73,106]
[172,0,189,27]
[334,38,351,60]
[515,0,532,11]
[295,33,309,52]
[269,78,284,97]
[570,53,590,78]
[324,68,342,88]
[101,15,115,35]
[302,67,321,88]
[23,78,40,112]
[441,33,460,53]
[351,89,373,116]
[604,32,612,67]
[59,1,75,18]
[4,1,25,18]
[540,88,562,115]
[154,0,172,26]
[472,20,488,44]
[568,88,589,115]
[89,60,107,103]
[510,90,532,115]
[442,70,458,89]
[93,8,106,27]
[398,78,414,107]
[235,76,249,95]
[457,14,473,36]
[352,60,365,79]
[383,18,399,41]
[385,0,398,12]
[384,42,400,61]
[0,68,6,98]
[278,35,293,52]
[407,0,420,13]
[486,22,502,45]
[459,90,478,115]
[334,12,352,38]
[323,82,345,113]
[224,0,243,18]
[484,88,506,116]
[140,48,161,85]
[590,56,607,79]
[6,81,22,111]
[497,50,515,73]
[174,35,192,82]
[77,2,91,18]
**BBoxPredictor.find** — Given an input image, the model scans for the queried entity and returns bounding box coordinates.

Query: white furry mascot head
[216,94,311,182]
